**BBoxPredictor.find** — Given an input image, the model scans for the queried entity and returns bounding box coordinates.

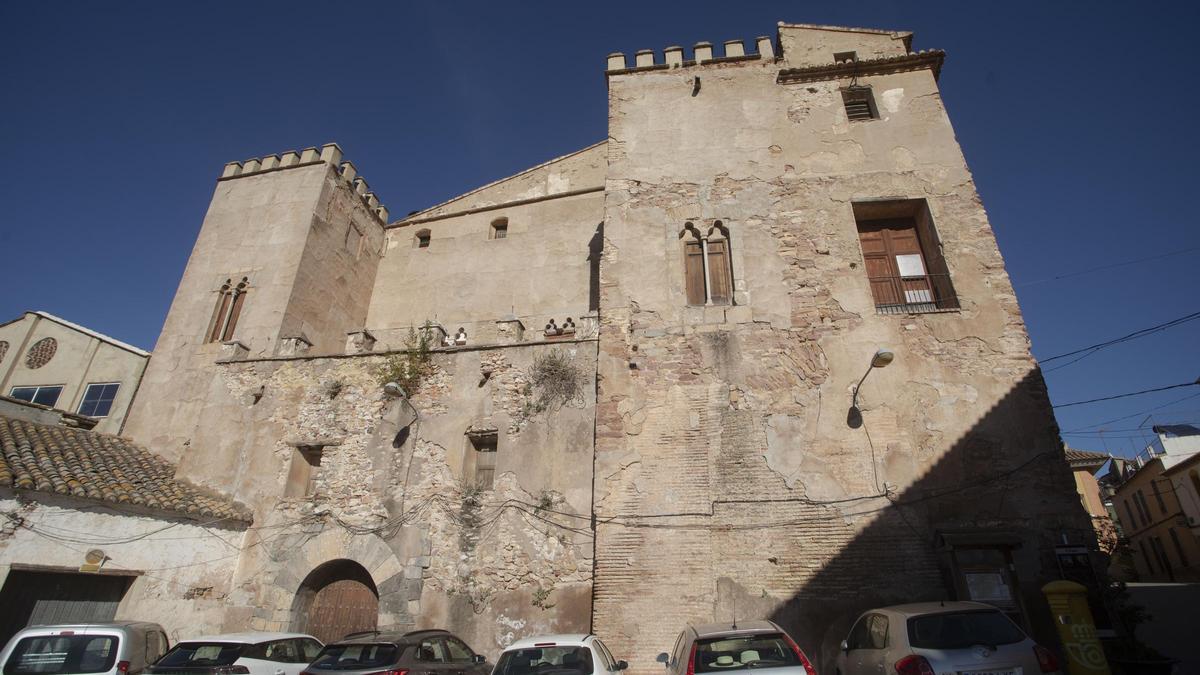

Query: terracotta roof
[1064,447,1110,468]
[0,415,250,523]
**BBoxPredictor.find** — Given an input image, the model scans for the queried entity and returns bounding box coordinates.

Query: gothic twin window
[681,221,733,306]
[206,277,248,343]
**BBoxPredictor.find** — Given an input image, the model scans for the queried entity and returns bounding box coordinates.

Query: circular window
[25,337,57,369]
[0,341,8,364]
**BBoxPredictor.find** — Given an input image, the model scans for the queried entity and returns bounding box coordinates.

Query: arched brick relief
[25,337,57,369]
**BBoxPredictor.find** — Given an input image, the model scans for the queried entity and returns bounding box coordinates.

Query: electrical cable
[1052,381,1199,409]
[1014,245,1200,288]
[1061,391,1200,432]
[1038,310,1200,373]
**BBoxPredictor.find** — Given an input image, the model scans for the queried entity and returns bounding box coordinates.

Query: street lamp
[847,348,895,428]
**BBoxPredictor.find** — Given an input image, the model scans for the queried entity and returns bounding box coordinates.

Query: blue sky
[1,2,1197,456]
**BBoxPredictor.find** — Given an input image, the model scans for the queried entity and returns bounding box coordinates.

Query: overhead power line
[1039,310,1200,372]
[1053,380,1200,409]
[1061,391,1200,432]
[1015,244,1200,288]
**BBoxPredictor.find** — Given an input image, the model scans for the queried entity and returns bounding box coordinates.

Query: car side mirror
[615,661,628,671]
[655,653,670,665]
[472,655,486,664]
[840,640,849,653]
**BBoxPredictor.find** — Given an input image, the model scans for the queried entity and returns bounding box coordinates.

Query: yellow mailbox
[1042,580,1110,675]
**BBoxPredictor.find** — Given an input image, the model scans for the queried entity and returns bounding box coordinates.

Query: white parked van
[0,622,169,675]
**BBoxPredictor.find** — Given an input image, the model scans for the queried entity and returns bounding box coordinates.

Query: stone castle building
[4,21,1096,672]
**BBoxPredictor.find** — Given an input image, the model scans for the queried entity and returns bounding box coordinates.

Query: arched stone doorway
[290,559,379,644]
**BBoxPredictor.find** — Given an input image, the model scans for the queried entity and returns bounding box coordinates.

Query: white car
[834,602,1061,675]
[144,633,322,675]
[0,621,169,675]
[492,634,627,675]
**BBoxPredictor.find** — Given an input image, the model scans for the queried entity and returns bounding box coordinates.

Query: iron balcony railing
[868,274,960,314]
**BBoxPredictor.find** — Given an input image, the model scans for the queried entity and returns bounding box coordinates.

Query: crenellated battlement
[218,143,389,224]
[606,35,774,74]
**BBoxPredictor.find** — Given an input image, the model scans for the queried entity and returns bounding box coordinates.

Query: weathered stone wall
[0,491,245,641]
[125,152,385,465]
[369,145,605,347]
[594,24,1091,672]
[201,340,596,655]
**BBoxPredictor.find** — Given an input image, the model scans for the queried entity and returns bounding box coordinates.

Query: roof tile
[0,415,250,523]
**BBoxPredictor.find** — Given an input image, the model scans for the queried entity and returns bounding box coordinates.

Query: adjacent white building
[0,311,149,434]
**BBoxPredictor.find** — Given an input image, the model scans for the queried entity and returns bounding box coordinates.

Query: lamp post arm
[850,362,875,409]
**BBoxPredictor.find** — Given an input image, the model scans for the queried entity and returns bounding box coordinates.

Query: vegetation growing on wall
[375,323,434,394]
[525,349,584,414]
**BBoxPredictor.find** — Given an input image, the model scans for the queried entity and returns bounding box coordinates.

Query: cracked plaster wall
[594,25,1090,672]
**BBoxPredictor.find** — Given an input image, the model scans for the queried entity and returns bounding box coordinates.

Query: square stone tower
[593,23,1090,671]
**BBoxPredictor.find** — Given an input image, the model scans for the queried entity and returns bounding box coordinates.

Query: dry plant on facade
[375,323,434,395]
[525,349,584,414]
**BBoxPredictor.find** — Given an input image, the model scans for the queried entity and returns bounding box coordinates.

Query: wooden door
[306,579,378,644]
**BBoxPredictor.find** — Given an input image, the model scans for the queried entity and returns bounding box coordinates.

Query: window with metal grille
[490,217,508,240]
[415,228,431,248]
[842,87,877,121]
[854,200,959,314]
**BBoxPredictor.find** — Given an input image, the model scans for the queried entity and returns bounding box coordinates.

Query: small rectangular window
[834,51,857,64]
[77,383,121,417]
[467,431,498,490]
[490,218,509,240]
[284,446,323,497]
[10,385,64,407]
[842,87,877,121]
[1151,480,1168,514]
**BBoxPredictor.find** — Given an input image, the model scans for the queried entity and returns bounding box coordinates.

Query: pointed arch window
[680,220,734,306]
[206,277,249,343]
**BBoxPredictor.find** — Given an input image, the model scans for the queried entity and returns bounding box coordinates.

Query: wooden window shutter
[707,238,732,305]
[684,238,706,305]
[207,285,231,343]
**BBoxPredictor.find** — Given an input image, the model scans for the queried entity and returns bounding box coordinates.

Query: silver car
[655,621,817,675]
[834,602,1061,675]
[0,621,169,675]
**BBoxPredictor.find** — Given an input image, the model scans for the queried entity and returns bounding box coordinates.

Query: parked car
[834,602,1061,675]
[492,634,627,675]
[655,621,817,675]
[300,629,490,675]
[144,633,322,675]
[0,621,169,675]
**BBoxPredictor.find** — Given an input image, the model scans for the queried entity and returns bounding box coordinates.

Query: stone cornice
[776,49,944,85]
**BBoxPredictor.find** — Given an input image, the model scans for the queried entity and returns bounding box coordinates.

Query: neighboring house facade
[1066,448,1117,553]
[1164,450,1200,546]
[0,311,149,434]
[1108,425,1200,582]
[3,22,1097,672]
[0,397,250,648]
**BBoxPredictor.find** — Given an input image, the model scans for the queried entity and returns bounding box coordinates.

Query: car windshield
[693,634,799,673]
[907,611,1026,650]
[495,647,593,675]
[155,643,246,668]
[309,644,399,671]
[4,636,119,675]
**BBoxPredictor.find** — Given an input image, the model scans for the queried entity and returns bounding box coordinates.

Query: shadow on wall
[731,368,1096,671]
[588,222,604,314]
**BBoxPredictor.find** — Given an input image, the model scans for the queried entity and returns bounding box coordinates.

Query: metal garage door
[0,570,133,648]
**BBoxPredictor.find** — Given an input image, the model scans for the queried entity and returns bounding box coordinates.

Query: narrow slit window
[706,222,733,306]
[682,224,706,306]
[842,86,877,121]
